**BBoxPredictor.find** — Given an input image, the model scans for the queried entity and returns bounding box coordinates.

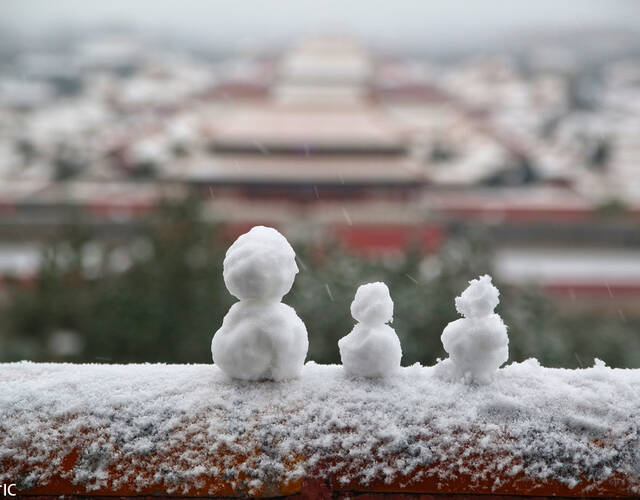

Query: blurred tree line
[1,198,639,368]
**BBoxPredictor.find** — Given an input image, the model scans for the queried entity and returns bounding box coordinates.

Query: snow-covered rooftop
[182,154,420,183]
[1,360,639,497]
[209,104,404,149]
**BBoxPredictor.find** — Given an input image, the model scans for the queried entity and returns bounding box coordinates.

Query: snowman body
[338,282,402,377]
[212,300,307,380]
[211,226,308,381]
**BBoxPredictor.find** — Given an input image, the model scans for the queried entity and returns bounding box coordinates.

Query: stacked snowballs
[211,226,509,384]
[440,275,509,384]
[338,282,402,377]
[211,226,308,381]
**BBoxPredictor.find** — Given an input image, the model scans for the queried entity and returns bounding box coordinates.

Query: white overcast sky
[2,0,640,50]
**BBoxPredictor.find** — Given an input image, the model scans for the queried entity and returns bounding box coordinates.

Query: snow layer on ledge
[1,360,639,496]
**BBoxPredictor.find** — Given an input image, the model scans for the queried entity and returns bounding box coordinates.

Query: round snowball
[350,282,393,325]
[455,274,499,319]
[339,323,402,377]
[441,315,508,384]
[212,301,308,381]
[223,226,299,301]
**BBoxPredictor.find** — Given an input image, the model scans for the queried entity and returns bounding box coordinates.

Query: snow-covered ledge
[1,360,639,498]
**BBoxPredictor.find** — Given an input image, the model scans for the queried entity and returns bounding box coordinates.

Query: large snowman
[338,282,402,377]
[211,226,308,381]
[440,274,509,384]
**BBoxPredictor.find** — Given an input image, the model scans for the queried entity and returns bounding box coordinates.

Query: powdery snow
[212,226,308,380]
[1,360,639,497]
[440,274,509,384]
[339,282,402,377]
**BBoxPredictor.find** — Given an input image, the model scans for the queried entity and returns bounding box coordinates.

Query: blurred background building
[1,0,639,366]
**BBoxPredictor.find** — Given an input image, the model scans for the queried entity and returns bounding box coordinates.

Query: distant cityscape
[1,30,640,311]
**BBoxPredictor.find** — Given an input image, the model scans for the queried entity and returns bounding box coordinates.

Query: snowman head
[223,226,299,301]
[455,274,499,318]
[351,282,394,326]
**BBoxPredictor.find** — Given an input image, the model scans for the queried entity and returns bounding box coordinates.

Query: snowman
[338,282,402,377]
[211,226,308,381]
[440,274,508,384]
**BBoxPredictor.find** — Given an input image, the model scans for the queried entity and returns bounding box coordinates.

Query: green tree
[2,199,639,369]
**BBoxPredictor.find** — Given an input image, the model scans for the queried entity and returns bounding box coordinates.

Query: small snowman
[338,282,402,377]
[211,226,308,381]
[440,274,508,384]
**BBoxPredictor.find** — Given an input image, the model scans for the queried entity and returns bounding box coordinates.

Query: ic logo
[1,484,16,497]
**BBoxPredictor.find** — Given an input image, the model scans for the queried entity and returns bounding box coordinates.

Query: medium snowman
[338,282,402,377]
[440,274,509,384]
[211,226,308,381]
